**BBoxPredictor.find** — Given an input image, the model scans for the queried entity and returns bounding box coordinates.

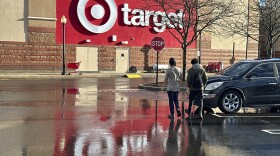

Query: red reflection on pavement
[52,99,192,155]
[54,110,77,156]
[99,115,111,122]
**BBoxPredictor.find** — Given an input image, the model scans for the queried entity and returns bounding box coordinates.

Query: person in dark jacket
[186,58,208,119]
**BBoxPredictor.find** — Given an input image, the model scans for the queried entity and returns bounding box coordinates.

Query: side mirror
[246,72,258,78]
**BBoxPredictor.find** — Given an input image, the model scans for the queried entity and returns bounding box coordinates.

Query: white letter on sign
[122,3,131,25]
[152,41,165,47]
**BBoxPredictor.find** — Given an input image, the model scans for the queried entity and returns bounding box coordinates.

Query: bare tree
[142,0,236,80]
[219,0,280,58]
[259,0,280,58]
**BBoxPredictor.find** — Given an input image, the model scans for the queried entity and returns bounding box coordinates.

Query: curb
[0,73,161,79]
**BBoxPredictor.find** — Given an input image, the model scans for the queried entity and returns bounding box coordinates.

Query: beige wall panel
[0,0,26,42]
[87,48,99,71]
[211,34,246,51]
[76,47,87,71]
[28,0,56,18]
[29,20,56,28]
[28,0,56,28]
[209,0,249,51]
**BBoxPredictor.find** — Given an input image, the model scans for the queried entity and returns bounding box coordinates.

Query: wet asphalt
[0,76,280,156]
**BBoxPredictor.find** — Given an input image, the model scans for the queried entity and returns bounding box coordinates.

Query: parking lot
[0,77,279,155]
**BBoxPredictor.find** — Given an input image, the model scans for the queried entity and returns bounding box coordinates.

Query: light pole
[259,1,266,59]
[61,15,67,75]
[198,32,202,64]
[245,0,250,60]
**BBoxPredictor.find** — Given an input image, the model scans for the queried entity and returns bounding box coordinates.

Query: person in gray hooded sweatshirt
[186,58,208,119]
[163,58,183,119]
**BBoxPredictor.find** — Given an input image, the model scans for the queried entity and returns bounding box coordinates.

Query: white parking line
[212,114,280,118]
[262,129,280,134]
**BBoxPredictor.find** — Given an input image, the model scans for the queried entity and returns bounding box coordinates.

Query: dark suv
[203,58,280,114]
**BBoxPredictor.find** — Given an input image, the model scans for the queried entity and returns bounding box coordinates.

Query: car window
[218,62,255,77]
[249,63,274,77]
[277,63,280,77]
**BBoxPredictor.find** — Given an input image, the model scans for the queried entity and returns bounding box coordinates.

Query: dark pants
[188,90,203,113]
[167,91,180,115]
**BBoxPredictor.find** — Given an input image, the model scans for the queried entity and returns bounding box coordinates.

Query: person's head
[191,58,199,65]
[169,57,176,66]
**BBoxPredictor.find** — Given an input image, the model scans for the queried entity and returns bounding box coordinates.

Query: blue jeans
[167,91,180,115]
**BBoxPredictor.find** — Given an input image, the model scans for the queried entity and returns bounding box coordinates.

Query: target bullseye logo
[77,0,117,33]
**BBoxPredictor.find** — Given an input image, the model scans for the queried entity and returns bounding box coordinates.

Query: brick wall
[0,26,261,72]
[129,46,258,72]
[130,46,183,71]
[98,46,116,71]
[0,41,75,71]
[260,50,280,58]
[0,41,259,72]
[88,44,258,72]
[28,27,56,44]
[0,26,76,71]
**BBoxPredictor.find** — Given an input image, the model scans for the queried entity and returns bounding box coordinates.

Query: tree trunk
[182,43,187,81]
[268,31,273,58]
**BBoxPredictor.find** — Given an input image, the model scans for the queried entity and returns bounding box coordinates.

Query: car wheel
[218,90,242,114]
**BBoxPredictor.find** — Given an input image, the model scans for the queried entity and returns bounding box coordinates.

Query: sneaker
[177,110,181,117]
[168,114,174,119]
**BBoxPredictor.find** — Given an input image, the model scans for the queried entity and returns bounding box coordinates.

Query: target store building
[0,0,258,73]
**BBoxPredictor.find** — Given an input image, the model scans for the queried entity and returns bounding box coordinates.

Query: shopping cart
[207,62,221,73]
[67,88,79,94]
[67,61,82,75]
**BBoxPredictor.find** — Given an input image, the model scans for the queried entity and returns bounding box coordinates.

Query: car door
[243,62,279,105]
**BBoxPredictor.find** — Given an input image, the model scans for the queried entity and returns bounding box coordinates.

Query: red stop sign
[151,37,165,51]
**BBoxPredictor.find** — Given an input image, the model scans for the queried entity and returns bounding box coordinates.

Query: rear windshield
[217,62,256,77]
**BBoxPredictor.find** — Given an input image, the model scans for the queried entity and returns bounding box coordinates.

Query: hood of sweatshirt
[192,63,203,70]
